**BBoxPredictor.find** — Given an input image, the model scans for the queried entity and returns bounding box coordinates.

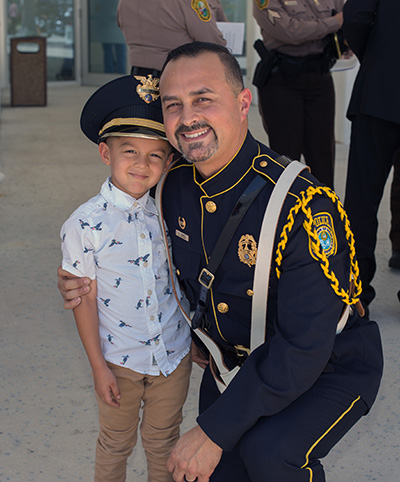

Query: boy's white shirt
[61,177,191,377]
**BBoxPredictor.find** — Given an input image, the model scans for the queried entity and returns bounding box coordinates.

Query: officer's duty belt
[277,52,326,73]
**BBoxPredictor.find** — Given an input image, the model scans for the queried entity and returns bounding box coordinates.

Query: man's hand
[57,266,91,309]
[167,425,222,482]
[334,11,343,28]
[93,364,121,408]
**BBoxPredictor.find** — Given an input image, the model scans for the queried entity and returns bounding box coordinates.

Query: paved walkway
[0,85,399,481]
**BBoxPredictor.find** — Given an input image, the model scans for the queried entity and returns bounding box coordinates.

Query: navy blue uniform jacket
[161,132,383,450]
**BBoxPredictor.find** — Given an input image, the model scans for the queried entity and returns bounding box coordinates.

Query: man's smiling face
[160,51,251,178]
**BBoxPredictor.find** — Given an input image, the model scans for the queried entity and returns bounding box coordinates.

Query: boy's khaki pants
[94,354,192,482]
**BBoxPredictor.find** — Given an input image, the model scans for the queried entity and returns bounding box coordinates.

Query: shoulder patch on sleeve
[309,212,337,260]
[255,0,270,10]
[191,0,211,21]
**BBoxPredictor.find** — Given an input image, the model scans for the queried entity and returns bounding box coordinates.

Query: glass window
[220,0,247,74]
[88,0,127,74]
[6,0,75,81]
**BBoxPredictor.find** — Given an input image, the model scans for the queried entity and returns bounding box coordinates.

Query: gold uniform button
[246,289,254,297]
[217,302,229,314]
[259,161,268,168]
[205,201,217,213]
[176,269,181,276]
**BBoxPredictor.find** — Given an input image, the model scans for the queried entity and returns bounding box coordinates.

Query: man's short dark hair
[161,42,244,95]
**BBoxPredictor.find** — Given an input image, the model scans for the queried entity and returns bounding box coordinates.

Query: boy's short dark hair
[161,41,244,95]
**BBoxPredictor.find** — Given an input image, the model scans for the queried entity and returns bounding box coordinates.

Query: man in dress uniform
[253,0,345,189]
[117,0,227,77]
[58,43,383,481]
[342,0,400,309]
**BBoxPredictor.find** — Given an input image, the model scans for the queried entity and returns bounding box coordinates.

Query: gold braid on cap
[98,117,165,137]
[275,186,362,306]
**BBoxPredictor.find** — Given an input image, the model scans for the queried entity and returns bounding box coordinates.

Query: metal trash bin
[10,37,47,107]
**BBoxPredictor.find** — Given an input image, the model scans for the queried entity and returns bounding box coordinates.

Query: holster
[252,39,278,89]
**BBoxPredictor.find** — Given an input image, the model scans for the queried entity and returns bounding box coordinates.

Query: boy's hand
[191,341,209,370]
[57,266,91,309]
[93,365,122,408]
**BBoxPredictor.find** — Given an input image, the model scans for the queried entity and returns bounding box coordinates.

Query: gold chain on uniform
[275,186,362,305]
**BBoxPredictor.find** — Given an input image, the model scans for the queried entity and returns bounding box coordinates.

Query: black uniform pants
[344,114,400,304]
[257,70,335,189]
[199,367,367,482]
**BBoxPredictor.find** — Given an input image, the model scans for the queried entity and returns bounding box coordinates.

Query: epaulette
[253,151,316,200]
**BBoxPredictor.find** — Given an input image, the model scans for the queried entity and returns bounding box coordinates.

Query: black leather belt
[131,66,161,77]
[276,52,328,76]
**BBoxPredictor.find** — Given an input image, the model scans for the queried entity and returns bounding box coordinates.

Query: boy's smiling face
[99,136,173,199]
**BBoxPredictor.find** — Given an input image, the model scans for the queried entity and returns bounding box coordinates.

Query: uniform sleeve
[254,0,341,45]
[209,0,229,22]
[180,0,227,45]
[342,0,378,61]
[60,213,97,280]
[197,195,350,450]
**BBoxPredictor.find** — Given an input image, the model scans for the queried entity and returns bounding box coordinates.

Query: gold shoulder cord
[275,186,362,305]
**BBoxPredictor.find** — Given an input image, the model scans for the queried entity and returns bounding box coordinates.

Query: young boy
[60,75,192,482]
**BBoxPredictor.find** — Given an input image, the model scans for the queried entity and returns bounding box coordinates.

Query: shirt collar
[100,177,158,215]
[193,132,260,197]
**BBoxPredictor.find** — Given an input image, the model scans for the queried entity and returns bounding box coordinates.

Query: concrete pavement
[0,85,399,481]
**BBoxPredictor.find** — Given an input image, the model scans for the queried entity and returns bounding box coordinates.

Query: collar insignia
[309,212,337,260]
[178,217,186,230]
[191,0,211,21]
[134,75,160,104]
[238,234,257,267]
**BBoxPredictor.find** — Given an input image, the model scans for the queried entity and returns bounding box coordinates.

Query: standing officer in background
[253,0,345,189]
[117,0,227,77]
[343,0,400,311]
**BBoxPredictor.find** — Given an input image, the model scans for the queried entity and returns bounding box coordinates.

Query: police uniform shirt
[210,0,229,22]
[161,132,383,450]
[117,0,227,71]
[253,0,343,57]
[61,178,191,377]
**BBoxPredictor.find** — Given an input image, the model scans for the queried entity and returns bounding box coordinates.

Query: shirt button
[141,233,146,239]
[246,289,254,297]
[150,315,155,321]
[176,269,181,276]
[217,302,229,314]
[134,202,138,208]
[148,290,152,295]
[205,201,217,213]
[143,261,148,267]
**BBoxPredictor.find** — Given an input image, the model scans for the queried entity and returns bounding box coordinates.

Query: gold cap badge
[134,75,160,104]
[238,234,257,267]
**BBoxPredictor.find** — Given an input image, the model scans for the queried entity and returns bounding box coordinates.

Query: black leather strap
[191,174,268,329]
